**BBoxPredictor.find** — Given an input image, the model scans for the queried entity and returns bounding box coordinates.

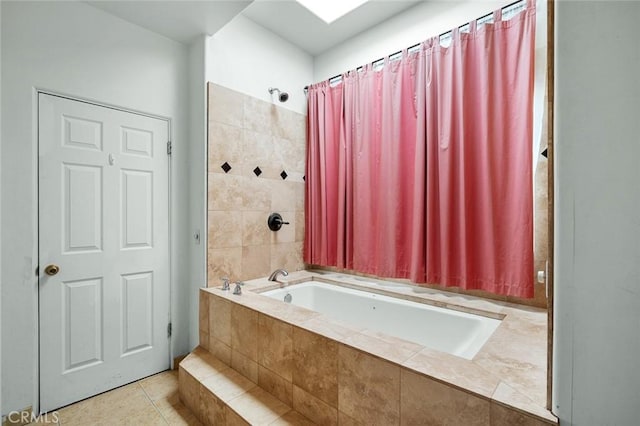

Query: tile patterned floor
[30,370,201,425]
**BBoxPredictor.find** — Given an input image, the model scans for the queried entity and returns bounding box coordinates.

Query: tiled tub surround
[186,271,557,425]
[207,83,306,284]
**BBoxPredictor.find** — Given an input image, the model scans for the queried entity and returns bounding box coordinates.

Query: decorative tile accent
[221,162,232,173]
[253,167,262,177]
[280,170,288,180]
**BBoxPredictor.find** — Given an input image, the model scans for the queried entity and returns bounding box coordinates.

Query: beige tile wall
[207,83,306,286]
[532,103,550,307]
[532,150,548,306]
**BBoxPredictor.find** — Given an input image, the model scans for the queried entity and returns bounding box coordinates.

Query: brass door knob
[44,264,60,276]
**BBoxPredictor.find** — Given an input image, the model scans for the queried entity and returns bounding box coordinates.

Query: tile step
[179,347,315,425]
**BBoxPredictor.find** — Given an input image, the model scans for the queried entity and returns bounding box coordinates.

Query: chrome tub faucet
[268,269,289,282]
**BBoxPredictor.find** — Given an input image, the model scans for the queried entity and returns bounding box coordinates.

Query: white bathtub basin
[263,281,501,359]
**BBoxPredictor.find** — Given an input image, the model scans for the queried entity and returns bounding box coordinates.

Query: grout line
[138,379,170,426]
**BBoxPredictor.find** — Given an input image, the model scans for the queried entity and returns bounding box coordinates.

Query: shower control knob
[268,213,290,231]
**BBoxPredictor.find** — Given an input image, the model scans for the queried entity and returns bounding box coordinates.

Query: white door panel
[39,94,170,411]
[62,278,103,373]
[64,164,103,253]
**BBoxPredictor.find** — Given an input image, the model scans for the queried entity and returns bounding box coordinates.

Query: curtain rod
[303,0,527,93]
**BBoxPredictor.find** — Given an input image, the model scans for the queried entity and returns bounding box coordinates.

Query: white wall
[313,1,506,82]
[553,2,640,425]
[0,0,3,417]
[0,1,191,415]
[207,15,313,115]
[188,35,209,349]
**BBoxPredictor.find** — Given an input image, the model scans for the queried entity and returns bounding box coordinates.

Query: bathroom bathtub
[200,271,555,424]
[262,281,500,359]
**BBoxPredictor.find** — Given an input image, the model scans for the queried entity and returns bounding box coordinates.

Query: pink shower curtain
[305,82,344,267]
[305,2,535,298]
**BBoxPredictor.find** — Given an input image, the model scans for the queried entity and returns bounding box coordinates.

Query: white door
[38,93,171,411]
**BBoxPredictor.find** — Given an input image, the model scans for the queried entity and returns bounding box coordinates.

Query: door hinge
[167,322,172,338]
[167,141,172,156]
[35,266,39,276]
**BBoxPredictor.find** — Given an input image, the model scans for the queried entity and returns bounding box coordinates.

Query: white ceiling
[86,0,422,55]
[242,0,422,56]
[86,0,252,44]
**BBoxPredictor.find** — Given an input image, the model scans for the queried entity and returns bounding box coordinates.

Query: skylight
[296,0,370,24]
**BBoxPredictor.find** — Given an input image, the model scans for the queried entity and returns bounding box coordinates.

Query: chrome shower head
[269,87,289,103]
